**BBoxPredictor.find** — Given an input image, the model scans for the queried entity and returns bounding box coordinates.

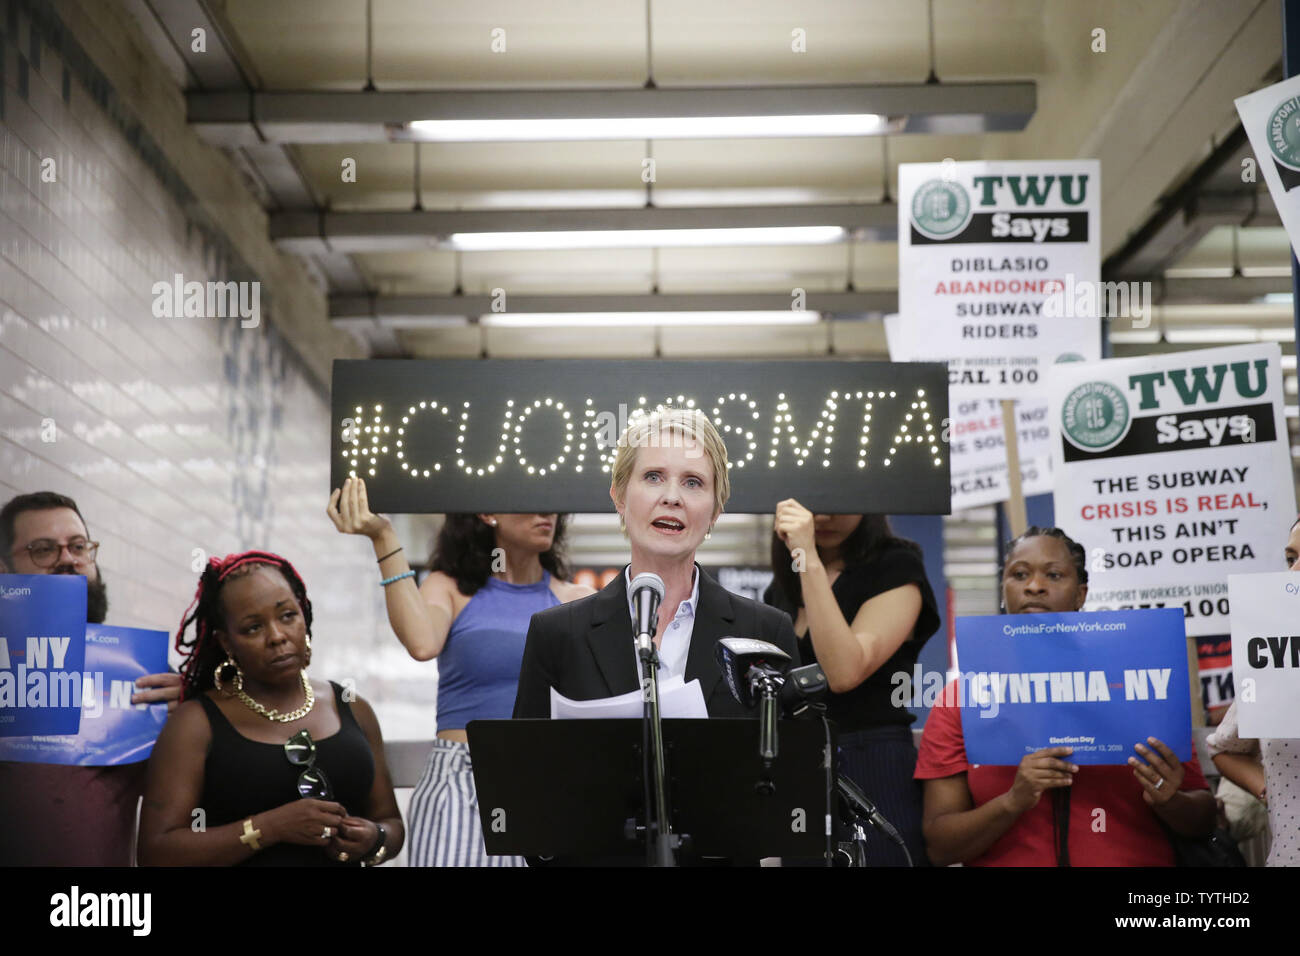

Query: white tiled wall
[0,10,437,742]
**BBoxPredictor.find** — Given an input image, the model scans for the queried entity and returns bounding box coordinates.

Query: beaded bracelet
[380,570,416,587]
[361,823,388,867]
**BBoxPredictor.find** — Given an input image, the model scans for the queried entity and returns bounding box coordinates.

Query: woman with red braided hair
[137,551,404,866]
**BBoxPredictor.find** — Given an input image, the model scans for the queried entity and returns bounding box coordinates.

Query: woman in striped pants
[329,478,592,865]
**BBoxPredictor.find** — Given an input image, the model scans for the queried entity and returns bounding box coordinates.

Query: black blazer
[513,566,801,719]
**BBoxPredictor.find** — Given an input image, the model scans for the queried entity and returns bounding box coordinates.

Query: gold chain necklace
[235,670,315,723]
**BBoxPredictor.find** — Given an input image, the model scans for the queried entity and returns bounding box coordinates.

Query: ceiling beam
[1159,275,1290,302]
[187,82,1037,146]
[120,0,255,89]
[330,291,898,328]
[1103,125,1258,279]
[1189,191,1281,229]
[272,203,898,254]
[329,275,1293,328]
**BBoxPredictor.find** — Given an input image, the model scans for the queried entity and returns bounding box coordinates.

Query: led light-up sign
[330,360,951,514]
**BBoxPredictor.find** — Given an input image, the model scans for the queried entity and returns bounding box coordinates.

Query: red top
[914,682,1209,866]
[0,762,146,865]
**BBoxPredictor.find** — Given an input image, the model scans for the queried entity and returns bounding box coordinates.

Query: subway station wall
[0,18,437,740]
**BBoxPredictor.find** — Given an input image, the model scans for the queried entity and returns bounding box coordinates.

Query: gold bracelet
[239,818,262,851]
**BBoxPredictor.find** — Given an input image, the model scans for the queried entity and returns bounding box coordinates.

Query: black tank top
[198,681,375,867]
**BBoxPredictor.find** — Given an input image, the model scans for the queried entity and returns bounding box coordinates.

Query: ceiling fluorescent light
[1162,268,1235,279]
[1163,327,1260,344]
[1239,267,1294,278]
[1108,329,1161,344]
[408,114,900,142]
[451,226,845,251]
[480,312,821,328]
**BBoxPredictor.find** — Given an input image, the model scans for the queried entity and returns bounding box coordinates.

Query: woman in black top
[765,500,940,866]
[138,550,404,866]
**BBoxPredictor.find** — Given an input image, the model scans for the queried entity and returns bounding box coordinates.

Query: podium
[466,718,831,862]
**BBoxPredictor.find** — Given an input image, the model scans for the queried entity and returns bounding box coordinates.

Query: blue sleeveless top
[437,572,561,731]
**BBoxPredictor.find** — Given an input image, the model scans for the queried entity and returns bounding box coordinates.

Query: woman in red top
[914,526,1215,866]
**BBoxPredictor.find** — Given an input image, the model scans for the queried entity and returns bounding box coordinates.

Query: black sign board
[330,359,950,514]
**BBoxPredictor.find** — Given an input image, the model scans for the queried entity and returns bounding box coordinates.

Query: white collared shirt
[624,564,699,681]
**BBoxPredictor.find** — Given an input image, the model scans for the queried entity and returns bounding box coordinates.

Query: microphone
[629,572,665,658]
[715,638,794,765]
[837,772,906,848]
[780,662,829,717]
[715,638,792,708]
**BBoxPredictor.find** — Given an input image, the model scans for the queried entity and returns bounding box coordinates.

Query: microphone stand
[836,772,913,867]
[750,668,782,796]
[637,631,677,867]
[752,670,781,769]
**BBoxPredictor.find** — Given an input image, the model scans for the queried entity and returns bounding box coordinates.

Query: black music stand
[466,718,830,863]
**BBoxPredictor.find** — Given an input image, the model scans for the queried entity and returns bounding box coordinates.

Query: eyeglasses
[284,729,333,800]
[16,538,100,568]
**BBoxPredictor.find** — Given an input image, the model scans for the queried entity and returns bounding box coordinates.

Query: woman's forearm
[371,529,451,661]
[372,816,405,861]
[800,562,908,692]
[924,792,1028,867]
[1150,788,1216,837]
[1212,752,1266,801]
[140,812,281,867]
[799,562,867,691]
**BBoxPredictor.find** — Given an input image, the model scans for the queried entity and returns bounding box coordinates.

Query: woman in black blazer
[514,406,800,719]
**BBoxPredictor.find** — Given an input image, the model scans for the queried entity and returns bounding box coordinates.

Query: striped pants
[837,725,929,867]
[407,738,526,867]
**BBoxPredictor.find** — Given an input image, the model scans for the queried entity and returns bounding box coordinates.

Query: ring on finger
[338,851,349,862]
[322,826,332,839]
[1153,777,1165,791]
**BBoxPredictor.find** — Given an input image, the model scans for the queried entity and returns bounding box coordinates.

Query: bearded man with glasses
[0,491,182,865]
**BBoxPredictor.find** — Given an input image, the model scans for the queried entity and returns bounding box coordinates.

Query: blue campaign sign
[955,608,1192,766]
[0,575,88,737]
[0,624,170,765]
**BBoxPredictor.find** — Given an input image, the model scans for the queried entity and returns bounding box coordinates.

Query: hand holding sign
[1005,746,1078,813]
[132,672,181,713]
[327,477,393,541]
[773,499,817,561]
[1128,736,1185,807]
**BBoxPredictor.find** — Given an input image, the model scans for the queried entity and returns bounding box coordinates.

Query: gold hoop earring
[304,635,313,667]
[214,656,244,696]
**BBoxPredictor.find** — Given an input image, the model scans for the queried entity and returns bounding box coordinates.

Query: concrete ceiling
[117,0,1291,362]
[106,0,1299,575]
